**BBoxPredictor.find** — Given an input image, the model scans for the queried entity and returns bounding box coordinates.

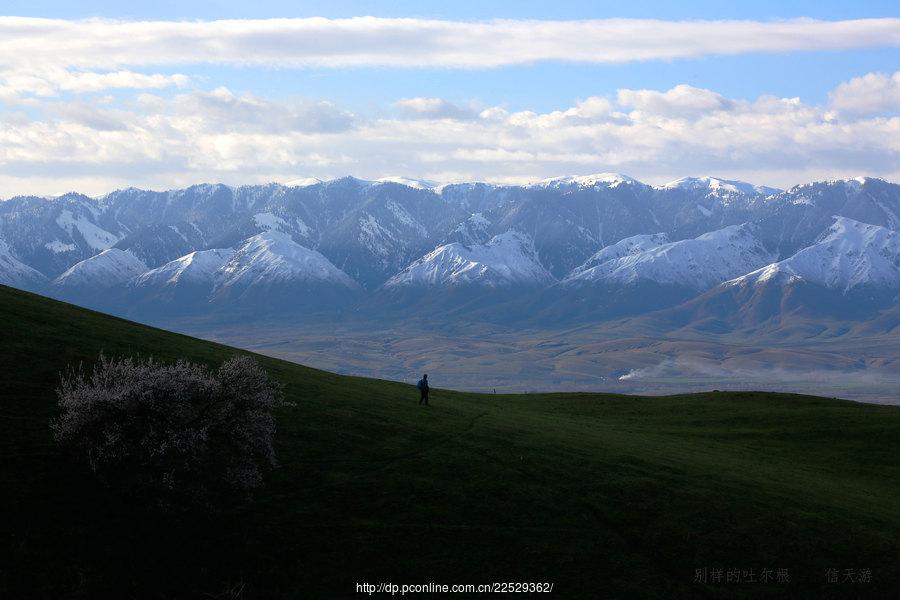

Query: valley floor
[174,318,900,404]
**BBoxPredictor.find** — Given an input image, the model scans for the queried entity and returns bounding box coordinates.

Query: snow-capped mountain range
[1,174,898,327]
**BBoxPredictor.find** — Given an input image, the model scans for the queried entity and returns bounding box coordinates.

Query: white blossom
[51,353,287,509]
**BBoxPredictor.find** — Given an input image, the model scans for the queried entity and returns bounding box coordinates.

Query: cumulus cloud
[395,97,478,120]
[171,87,355,133]
[1,72,899,196]
[50,102,131,131]
[829,71,900,115]
[617,84,733,117]
[0,16,898,71]
[570,97,615,118]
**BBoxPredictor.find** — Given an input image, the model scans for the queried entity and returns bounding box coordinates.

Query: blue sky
[8,0,899,20]
[7,0,899,108]
[0,2,898,195]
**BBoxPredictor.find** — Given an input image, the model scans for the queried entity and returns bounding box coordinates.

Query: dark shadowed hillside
[2,284,899,598]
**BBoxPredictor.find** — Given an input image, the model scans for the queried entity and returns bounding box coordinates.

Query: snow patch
[253,212,290,232]
[295,217,311,237]
[55,209,119,250]
[45,240,77,253]
[386,200,428,237]
[467,212,490,227]
[358,213,397,262]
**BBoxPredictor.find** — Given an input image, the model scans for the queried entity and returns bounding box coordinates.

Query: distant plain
[175,316,900,404]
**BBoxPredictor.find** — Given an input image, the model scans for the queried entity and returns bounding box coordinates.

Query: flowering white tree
[51,353,286,508]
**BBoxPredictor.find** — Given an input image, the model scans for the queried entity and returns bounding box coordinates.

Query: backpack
[417,379,425,391]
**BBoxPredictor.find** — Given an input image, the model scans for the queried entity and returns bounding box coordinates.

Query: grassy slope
[1,284,898,599]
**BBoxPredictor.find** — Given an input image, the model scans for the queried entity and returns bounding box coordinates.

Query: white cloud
[58,70,190,93]
[0,16,898,71]
[170,87,355,133]
[395,97,478,120]
[50,102,131,131]
[1,73,899,196]
[829,71,900,115]
[617,84,732,117]
[570,97,615,118]
[0,67,189,99]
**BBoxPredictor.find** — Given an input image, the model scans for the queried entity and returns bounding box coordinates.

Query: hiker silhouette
[416,374,430,406]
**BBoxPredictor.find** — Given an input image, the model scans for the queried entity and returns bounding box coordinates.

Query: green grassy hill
[1,284,898,598]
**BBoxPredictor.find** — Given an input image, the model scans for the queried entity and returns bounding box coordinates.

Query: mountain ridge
[1,175,898,331]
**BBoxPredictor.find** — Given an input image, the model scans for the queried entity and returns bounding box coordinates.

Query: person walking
[417,374,430,406]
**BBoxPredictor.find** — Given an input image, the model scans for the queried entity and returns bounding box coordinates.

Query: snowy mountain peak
[285,175,445,191]
[0,238,48,289]
[53,249,146,288]
[385,230,554,288]
[565,224,772,290]
[218,231,358,290]
[324,176,373,188]
[448,212,493,245]
[434,181,496,195]
[661,176,779,196]
[373,176,439,190]
[790,176,887,194]
[824,215,887,240]
[569,233,669,279]
[134,248,235,289]
[834,176,881,187]
[531,173,641,190]
[729,217,900,292]
[285,177,324,188]
[829,176,892,192]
